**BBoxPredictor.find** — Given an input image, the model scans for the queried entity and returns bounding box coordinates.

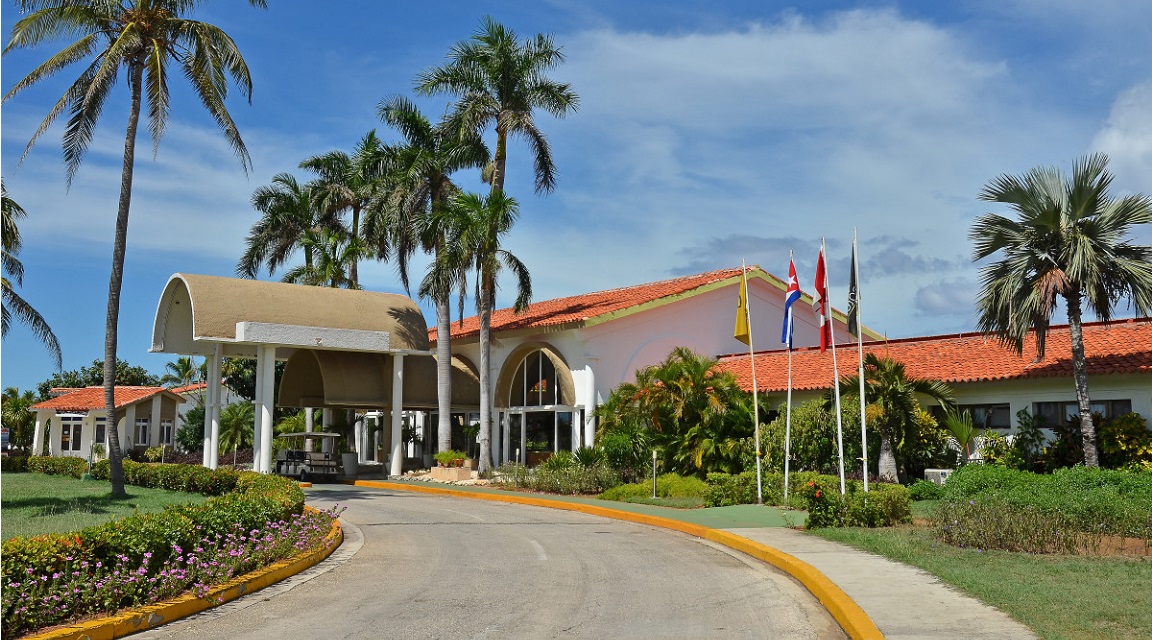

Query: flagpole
[740,260,763,505]
[854,228,869,493]
[784,251,794,502]
[824,238,846,495]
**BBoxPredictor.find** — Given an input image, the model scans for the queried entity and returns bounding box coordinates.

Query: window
[94,417,106,446]
[959,404,1011,430]
[59,415,83,452]
[509,351,557,407]
[135,418,151,446]
[1033,399,1132,427]
[160,420,174,445]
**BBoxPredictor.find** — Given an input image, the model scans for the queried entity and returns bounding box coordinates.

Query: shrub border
[347,479,882,640]
[23,507,342,640]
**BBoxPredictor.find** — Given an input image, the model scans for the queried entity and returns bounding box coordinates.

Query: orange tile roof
[31,386,183,412]
[168,382,207,395]
[717,318,1152,393]
[431,267,792,342]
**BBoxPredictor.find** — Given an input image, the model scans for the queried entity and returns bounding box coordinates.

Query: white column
[203,346,219,467]
[584,365,597,448]
[304,406,314,453]
[356,413,366,464]
[322,409,333,453]
[208,344,222,469]
[253,352,265,471]
[150,395,163,450]
[33,412,46,456]
[125,404,137,449]
[257,344,277,474]
[389,354,405,477]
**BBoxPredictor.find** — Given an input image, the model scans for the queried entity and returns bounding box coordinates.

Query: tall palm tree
[281,227,365,289]
[438,192,531,473]
[971,153,1152,467]
[2,386,39,453]
[2,180,62,369]
[300,131,390,288]
[237,173,341,279]
[160,355,199,387]
[416,16,579,197]
[839,353,953,482]
[4,0,264,497]
[376,95,489,455]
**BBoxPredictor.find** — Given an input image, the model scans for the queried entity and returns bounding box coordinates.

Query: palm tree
[300,131,391,288]
[377,95,489,455]
[2,180,62,369]
[237,173,341,279]
[160,355,199,389]
[416,16,579,197]
[2,386,39,453]
[280,228,365,289]
[438,192,531,473]
[839,353,953,482]
[971,154,1152,467]
[4,0,264,497]
[218,400,255,467]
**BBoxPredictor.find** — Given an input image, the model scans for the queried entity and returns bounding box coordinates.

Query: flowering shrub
[797,476,911,529]
[26,455,89,478]
[2,508,340,637]
[1,461,323,636]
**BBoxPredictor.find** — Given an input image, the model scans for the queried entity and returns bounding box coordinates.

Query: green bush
[598,472,708,502]
[496,462,621,495]
[1,454,29,473]
[907,479,945,501]
[539,450,575,471]
[796,475,911,528]
[25,455,89,478]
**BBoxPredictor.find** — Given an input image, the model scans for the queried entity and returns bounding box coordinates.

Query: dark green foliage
[35,359,160,400]
[798,475,912,528]
[907,479,945,501]
[704,471,763,507]
[1098,413,1152,469]
[749,397,874,477]
[26,455,88,478]
[175,404,206,454]
[495,462,621,495]
[571,446,606,467]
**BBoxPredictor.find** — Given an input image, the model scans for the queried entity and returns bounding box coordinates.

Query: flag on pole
[813,247,830,352]
[847,243,860,337]
[781,257,801,347]
[734,268,751,345]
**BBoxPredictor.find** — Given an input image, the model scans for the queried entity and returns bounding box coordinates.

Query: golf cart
[274,432,343,482]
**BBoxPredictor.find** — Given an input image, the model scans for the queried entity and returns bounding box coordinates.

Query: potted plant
[432,449,471,481]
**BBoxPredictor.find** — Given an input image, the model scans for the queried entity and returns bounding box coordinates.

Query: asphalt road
[138,485,844,639]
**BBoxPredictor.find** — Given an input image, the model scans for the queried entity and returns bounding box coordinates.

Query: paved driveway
[138,484,843,639]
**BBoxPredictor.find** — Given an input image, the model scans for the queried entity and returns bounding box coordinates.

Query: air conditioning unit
[924,468,953,485]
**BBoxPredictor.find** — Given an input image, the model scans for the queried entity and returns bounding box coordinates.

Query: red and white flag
[813,247,830,352]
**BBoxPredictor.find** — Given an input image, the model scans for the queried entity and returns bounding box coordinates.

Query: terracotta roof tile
[30,386,183,412]
[432,267,784,342]
[717,318,1152,392]
[168,382,207,395]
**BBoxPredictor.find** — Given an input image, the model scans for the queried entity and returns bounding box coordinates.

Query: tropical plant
[838,353,954,482]
[218,401,255,465]
[597,347,753,477]
[437,191,531,473]
[160,355,200,389]
[236,173,340,280]
[377,95,489,455]
[280,228,366,288]
[1,180,62,369]
[299,131,391,288]
[4,0,265,497]
[941,407,977,464]
[35,359,160,400]
[971,153,1152,467]
[416,16,579,198]
[1,387,38,452]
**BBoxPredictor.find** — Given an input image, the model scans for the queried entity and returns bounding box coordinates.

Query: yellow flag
[734,272,751,345]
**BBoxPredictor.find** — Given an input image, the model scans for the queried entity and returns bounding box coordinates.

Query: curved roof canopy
[151,274,430,359]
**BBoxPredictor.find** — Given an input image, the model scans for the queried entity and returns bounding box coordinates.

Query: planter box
[431,466,472,482]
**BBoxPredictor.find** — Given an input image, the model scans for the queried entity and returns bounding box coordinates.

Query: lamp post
[652,449,658,499]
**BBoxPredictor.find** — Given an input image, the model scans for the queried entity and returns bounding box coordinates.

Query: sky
[3,0,1151,394]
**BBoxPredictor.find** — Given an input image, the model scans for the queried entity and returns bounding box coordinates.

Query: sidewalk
[337,477,1037,639]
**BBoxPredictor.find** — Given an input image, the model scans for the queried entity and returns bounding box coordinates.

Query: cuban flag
[781,258,802,347]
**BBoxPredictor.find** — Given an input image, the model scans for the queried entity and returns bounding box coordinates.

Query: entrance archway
[495,344,581,466]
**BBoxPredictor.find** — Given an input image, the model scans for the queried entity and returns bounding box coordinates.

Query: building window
[94,417,107,446]
[509,351,557,407]
[160,420,174,446]
[59,415,83,452]
[958,404,1011,430]
[1033,399,1133,427]
[135,418,151,446]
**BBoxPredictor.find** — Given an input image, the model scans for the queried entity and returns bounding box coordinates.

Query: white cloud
[1091,82,1152,196]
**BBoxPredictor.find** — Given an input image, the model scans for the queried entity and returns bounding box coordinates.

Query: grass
[0,472,207,541]
[614,495,706,509]
[811,523,1152,640]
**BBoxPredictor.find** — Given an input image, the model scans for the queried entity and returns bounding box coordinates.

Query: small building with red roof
[30,386,185,459]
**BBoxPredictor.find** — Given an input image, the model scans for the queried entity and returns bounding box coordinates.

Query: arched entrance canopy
[149,273,443,476]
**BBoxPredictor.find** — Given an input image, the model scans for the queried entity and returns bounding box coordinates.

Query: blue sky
[3,0,1151,393]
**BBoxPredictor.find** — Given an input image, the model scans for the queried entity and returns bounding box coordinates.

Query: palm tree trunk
[349,205,360,287]
[491,125,508,196]
[1065,292,1099,467]
[436,292,453,454]
[877,435,899,482]
[104,62,145,499]
[478,275,493,474]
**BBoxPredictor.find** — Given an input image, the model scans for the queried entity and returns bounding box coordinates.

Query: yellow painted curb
[26,508,344,640]
[351,480,883,640]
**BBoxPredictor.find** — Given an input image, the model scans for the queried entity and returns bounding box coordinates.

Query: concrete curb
[348,480,883,640]
[25,508,344,640]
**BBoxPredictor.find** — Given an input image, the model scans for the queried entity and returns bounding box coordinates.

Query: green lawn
[0,472,207,541]
[812,523,1152,640]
